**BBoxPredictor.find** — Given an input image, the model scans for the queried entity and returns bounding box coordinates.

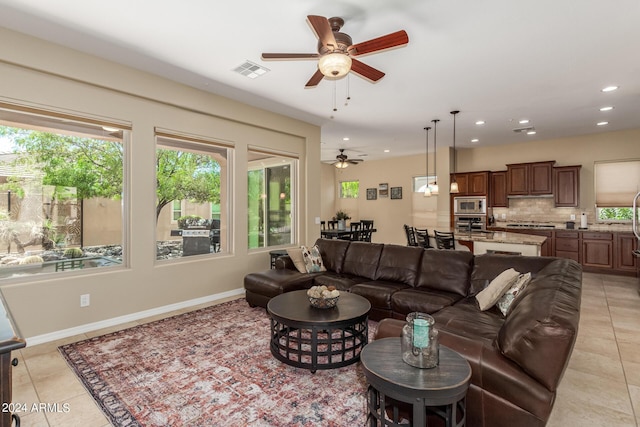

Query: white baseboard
[26,287,246,346]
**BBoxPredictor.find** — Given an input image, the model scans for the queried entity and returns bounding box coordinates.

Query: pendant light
[423,126,432,197]
[450,110,460,193]
[431,119,440,195]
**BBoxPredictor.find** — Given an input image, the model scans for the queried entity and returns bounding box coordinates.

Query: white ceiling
[1,0,639,162]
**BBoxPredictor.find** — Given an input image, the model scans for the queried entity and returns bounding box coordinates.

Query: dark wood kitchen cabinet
[555,230,580,262]
[507,161,555,196]
[582,232,613,270]
[450,171,489,196]
[615,233,638,273]
[554,165,581,207]
[489,171,507,207]
[451,173,468,195]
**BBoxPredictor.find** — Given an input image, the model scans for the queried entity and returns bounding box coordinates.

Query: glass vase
[401,312,439,368]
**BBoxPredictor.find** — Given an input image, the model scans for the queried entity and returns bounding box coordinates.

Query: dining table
[320,228,376,240]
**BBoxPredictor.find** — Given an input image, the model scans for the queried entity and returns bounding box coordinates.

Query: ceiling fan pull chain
[333,81,338,112]
[345,75,351,106]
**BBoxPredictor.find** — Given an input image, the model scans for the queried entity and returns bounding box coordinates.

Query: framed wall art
[391,186,403,200]
[366,188,377,200]
[378,183,389,197]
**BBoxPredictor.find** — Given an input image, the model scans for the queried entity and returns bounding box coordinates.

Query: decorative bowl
[309,295,339,309]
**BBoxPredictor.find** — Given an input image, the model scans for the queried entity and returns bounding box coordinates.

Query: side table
[268,249,288,269]
[360,337,471,427]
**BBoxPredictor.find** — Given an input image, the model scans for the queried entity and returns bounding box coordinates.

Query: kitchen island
[456,231,548,256]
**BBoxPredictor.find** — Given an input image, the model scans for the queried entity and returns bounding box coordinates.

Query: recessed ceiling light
[471,138,479,143]
[519,119,530,124]
[384,149,390,153]
[343,137,350,141]
[599,106,614,112]
[526,131,536,135]
[475,120,485,125]
[601,86,618,92]
[597,121,609,126]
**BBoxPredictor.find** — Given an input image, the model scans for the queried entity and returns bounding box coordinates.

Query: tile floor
[9,273,640,426]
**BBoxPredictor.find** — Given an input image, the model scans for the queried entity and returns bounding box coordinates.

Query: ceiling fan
[331,149,363,169]
[262,15,409,88]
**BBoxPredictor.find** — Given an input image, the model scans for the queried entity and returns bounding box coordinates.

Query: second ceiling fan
[262,15,409,88]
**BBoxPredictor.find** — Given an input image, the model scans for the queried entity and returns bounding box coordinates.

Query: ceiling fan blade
[307,15,338,50]
[261,53,319,60]
[348,30,409,56]
[348,160,363,164]
[350,58,385,82]
[305,69,325,88]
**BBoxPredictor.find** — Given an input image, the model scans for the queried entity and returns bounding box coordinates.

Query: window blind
[594,160,640,207]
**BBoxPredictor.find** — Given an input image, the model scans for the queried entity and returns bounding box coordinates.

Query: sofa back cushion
[416,250,474,297]
[497,258,582,391]
[375,244,424,286]
[469,254,555,296]
[314,238,351,273]
[342,241,384,279]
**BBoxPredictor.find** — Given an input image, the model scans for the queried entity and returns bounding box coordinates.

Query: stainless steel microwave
[454,197,487,215]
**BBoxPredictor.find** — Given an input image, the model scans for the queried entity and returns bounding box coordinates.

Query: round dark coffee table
[267,290,371,373]
[361,337,471,427]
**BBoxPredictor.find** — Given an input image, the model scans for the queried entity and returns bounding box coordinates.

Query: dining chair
[360,220,374,229]
[434,230,456,250]
[414,228,432,249]
[404,224,418,247]
[327,220,338,230]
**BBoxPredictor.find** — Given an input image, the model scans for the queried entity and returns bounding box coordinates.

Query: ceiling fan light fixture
[334,160,349,169]
[318,52,352,78]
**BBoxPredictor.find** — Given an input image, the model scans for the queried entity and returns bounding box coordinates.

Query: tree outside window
[340,180,359,198]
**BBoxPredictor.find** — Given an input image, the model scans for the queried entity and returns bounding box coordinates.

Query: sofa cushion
[350,281,410,311]
[342,241,384,279]
[375,244,424,286]
[312,272,365,291]
[301,244,326,272]
[286,247,307,273]
[314,238,351,273]
[243,269,316,298]
[415,249,474,297]
[391,288,462,317]
[497,259,582,391]
[469,254,554,296]
[476,268,520,311]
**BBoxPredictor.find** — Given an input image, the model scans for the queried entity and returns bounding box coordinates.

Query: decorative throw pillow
[496,272,532,316]
[301,245,327,273]
[476,268,520,311]
[287,247,308,273]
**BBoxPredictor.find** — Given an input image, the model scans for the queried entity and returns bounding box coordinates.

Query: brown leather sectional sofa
[243,238,582,427]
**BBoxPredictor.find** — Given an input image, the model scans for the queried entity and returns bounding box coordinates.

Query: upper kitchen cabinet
[450,171,489,196]
[553,165,581,207]
[507,161,555,196]
[490,171,507,207]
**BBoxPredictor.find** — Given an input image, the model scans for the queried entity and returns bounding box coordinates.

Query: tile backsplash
[491,198,590,224]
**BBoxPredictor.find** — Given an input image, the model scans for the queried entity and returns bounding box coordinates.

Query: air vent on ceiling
[513,126,535,133]
[233,61,269,79]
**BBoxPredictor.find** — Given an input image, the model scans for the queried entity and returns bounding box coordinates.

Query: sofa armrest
[375,318,405,340]
[275,255,296,270]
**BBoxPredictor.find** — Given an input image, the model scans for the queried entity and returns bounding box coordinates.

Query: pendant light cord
[432,119,440,186]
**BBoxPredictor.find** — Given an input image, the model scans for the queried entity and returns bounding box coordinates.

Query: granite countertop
[492,221,633,233]
[457,231,548,246]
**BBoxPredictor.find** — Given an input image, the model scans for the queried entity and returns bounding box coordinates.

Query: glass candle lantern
[401,312,439,368]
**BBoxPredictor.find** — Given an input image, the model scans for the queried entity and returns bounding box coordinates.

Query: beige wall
[0,28,321,338]
[323,129,640,245]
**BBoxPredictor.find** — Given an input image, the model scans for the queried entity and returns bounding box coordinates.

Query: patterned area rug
[59,298,378,426]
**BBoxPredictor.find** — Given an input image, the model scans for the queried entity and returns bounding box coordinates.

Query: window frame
[594,159,640,223]
[155,130,233,261]
[0,102,130,282]
[339,180,360,199]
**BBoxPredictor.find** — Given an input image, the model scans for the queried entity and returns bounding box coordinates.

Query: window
[340,180,359,198]
[0,104,127,280]
[155,131,231,259]
[171,200,183,222]
[594,160,640,222]
[413,176,438,193]
[248,149,297,249]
